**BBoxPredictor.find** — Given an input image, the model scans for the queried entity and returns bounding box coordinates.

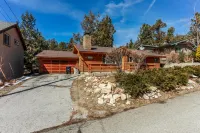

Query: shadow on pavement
[0,75,79,98]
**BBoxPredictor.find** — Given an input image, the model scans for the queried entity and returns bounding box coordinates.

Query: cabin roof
[129,50,166,57]
[36,50,78,59]
[74,44,114,53]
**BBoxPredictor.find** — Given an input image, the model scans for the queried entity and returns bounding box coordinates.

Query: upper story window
[14,39,19,46]
[3,33,10,46]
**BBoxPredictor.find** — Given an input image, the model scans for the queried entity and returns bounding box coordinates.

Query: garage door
[40,59,77,74]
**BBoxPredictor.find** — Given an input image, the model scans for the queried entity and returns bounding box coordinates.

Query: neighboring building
[0,21,26,80]
[37,34,165,74]
[138,40,195,54]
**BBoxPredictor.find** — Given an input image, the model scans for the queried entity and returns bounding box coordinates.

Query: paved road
[47,91,200,133]
[0,74,77,133]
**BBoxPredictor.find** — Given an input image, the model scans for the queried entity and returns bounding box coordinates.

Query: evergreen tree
[127,39,135,49]
[20,11,47,73]
[73,33,82,44]
[47,39,58,50]
[81,12,115,47]
[67,38,74,51]
[94,15,116,47]
[58,42,67,50]
[166,27,175,43]
[152,19,167,46]
[138,24,154,45]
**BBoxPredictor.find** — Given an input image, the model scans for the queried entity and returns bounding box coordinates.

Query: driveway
[0,74,77,133]
[47,91,200,133]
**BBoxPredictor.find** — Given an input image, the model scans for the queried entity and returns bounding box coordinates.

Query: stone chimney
[83,33,91,50]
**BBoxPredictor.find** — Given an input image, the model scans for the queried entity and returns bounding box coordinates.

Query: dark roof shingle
[75,45,114,53]
[36,50,78,58]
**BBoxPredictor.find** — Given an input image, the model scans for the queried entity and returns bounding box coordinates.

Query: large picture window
[3,33,10,46]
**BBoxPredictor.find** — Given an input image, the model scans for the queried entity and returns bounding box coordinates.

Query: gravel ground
[0,74,77,133]
[46,91,200,133]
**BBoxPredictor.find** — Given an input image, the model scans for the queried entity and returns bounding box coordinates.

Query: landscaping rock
[109,97,115,104]
[99,83,106,88]
[154,95,158,99]
[94,88,101,93]
[113,94,121,100]
[104,94,112,99]
[143,94,149,100]
[100,83,112,94]
[149,86,157,91]
[126,100,131,105]
[191,75,198,78]
[188,79,196,85]
[98,98,104,105]
[180,86,187,90]
[187,86,194,90]
[157,93,162,97]
[120,94,127,100]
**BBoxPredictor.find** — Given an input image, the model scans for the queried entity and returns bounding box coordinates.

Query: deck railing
[88,63,118,72]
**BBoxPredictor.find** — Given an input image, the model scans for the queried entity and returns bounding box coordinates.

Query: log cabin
[36,34,165,74]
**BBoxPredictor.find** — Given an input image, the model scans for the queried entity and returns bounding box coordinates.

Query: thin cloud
[144,0,156,15]
[104,0,143,22]
[194,0,199,13]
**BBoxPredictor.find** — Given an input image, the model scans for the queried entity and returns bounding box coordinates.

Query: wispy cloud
[8,0,84,20]
[194,0,200,13]
[144,0,156,15]
[104,0,143,22]
[167,18,191,25]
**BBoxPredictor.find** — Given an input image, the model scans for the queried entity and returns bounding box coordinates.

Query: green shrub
[115,66,193,98]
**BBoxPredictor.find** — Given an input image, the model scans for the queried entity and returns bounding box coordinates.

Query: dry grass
[0,82,24,96]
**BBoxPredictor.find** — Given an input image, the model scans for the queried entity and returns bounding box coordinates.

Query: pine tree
[94,15,116,47]
[20,11,47,73]
[48,39,58,50]
[58,42,67,50]
[67,38,74,51]
[151,19,167,46]
[138,24,154,45]
[166,27,175,43]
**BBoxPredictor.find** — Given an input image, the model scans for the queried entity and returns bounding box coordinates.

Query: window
[14,39,19,46]
[3,33,10,46]
[87,56,93,60]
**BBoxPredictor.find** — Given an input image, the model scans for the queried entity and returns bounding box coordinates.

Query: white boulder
[126,100,131,105]
[143,94,149,100]
[94,88,101,93]
[98,98,104,105]
[113,94,121,100]
[109,97,115,104]
[120,94,127,100]
[188,79,196,85]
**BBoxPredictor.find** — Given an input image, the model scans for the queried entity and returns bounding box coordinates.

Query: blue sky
[0,0,199,46]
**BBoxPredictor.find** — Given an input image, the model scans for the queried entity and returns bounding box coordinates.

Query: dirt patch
[71,74,200,119]
[0,82,24,97]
